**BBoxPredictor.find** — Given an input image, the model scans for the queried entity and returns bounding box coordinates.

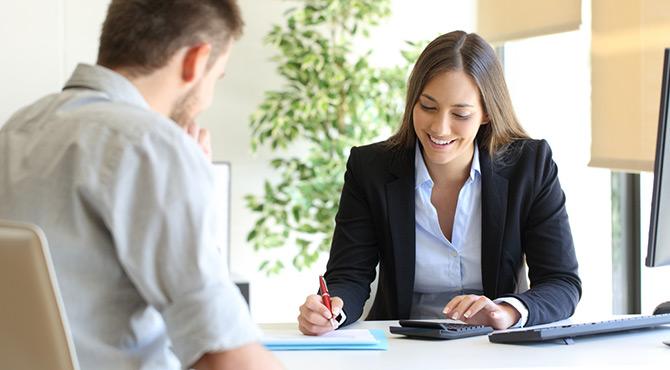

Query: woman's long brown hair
[387,30,529,156]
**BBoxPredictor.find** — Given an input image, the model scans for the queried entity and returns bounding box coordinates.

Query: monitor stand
[653,301,670,347]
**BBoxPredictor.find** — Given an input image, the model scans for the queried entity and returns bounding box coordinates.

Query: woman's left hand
[442,294,521,330]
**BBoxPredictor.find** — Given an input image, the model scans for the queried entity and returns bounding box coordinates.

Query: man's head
[97,0,243,124]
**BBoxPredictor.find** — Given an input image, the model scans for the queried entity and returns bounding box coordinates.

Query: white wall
[62,0,109,73]
[0,0,108,124]
[1,0,615,324]
[0,1,64,124]
[0,0,535,324]
[0,0,337,323]
[0,0,306,323]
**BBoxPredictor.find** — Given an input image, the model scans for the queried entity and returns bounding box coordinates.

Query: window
[503,28,613,317]
[640,172,670,313]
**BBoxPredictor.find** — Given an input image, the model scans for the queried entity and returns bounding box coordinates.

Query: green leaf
[259,260,269,271]
[246,229,257,242]
[292,205,302,222]
[245,0,408,274]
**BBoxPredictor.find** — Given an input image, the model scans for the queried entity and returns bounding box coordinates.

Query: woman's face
[412,70,488,169]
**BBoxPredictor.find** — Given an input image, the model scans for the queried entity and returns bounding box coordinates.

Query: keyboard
[488,313,670,344]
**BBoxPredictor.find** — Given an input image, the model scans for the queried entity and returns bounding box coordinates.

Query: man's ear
[181,43,212,84]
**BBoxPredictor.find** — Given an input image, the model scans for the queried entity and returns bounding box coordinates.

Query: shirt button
[451,250,458,257]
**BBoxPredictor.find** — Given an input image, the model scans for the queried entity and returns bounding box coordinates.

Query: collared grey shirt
[0,64,260,370]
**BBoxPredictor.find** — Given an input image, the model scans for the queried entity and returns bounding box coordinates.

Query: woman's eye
[420,103,436,111]
[453,113,471,120]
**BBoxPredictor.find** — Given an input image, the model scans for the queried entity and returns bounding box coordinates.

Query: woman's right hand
[298,294,344,335]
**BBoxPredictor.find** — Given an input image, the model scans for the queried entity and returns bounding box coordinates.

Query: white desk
[261,319,670,369]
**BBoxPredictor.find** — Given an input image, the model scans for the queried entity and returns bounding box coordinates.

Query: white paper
[262,329,378,345]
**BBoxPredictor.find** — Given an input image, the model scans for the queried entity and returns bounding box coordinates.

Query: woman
[298,30,581,335]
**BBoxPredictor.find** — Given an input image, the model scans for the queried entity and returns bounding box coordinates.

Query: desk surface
[261,319,670,370]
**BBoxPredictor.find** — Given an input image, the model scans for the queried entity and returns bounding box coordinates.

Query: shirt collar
[63,64,150,110]
[415,143,433,189]
[470,144,481,181]
[414,141,481,190]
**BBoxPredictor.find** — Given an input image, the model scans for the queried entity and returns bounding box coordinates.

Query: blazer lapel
[385,147,415,319]
[480,149,508,298]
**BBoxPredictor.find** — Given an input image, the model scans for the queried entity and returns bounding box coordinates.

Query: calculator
[390,320,493,340]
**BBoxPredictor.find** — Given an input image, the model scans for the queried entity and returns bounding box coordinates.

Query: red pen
[318,275,334,322]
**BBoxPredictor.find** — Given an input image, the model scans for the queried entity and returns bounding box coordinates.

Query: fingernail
[451,312,459,320]
[443,306,451,314]
[464,311,471,318]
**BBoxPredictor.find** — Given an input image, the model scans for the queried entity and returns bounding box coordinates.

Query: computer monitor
[212,161,231,269]
[646,48,670,268]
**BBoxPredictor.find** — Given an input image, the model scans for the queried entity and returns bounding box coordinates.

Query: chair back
[0,220,79,370]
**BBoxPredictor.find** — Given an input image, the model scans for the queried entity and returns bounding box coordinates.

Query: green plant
[245,0,416,274]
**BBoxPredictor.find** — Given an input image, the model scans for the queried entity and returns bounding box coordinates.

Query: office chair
[0,220,79,370]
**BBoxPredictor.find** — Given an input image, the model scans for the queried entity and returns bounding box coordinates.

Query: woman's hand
[443,294,521,330]
[298,294,344,335]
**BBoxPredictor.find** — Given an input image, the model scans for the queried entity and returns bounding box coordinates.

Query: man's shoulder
[2,93,62,131]
[4,88,177,139]
[68,92,179,142]
[75,98,203,171]
[2,89,196,172]
[76,89,185,149]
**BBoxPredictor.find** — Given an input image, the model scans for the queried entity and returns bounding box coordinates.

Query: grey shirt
[0,64,259,369]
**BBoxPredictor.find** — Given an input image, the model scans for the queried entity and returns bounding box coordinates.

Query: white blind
[476,0,582,44]
[590,0,670,172]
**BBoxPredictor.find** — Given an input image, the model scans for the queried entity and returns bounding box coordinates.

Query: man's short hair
[97,0,243,76]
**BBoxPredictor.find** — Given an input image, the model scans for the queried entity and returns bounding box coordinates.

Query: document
[262,329,388,351]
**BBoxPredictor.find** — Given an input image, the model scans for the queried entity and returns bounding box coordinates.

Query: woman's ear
[481,113,490,125]
[180,43,212,84]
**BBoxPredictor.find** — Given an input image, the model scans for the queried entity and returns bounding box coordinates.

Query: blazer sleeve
[324,146,380,326]
[505,140,582,326]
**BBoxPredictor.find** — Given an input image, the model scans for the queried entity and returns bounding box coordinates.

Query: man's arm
[100,125,278,367]
[191,343,283,370]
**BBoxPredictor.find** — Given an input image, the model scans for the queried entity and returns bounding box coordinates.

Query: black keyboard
[488,313,670,343]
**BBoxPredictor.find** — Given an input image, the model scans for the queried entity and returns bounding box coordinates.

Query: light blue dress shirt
[411,143,528,326]
[0,64,260,369]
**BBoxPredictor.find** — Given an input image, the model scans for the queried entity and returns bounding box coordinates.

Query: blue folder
[265,329,388,351]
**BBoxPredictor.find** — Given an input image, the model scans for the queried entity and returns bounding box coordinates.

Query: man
[0,1,282,369]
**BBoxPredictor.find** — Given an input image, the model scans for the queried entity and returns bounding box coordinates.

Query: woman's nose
[431,114,453,135]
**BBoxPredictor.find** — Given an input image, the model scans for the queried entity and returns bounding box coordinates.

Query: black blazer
[324,139,581,327]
